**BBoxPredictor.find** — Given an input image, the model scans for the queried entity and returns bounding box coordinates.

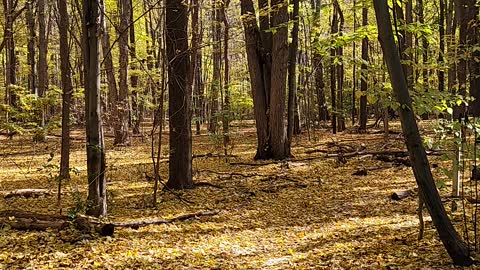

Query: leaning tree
[373,0,472,265]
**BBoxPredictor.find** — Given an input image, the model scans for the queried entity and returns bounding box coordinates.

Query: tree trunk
[166,0,193,189]
[209,0,221,134]
[438,0,445,93]
[334,0,345,132]
[286,0,299,154]
[446,0,456,94]
[330,5,338,134]
[83,0,107,217]
[466,0,480,116]
[189,0,201,135]
[38,0,48,125]
[129,0,142,134]
[3,0,17,108]
[454,0,467,118]
[373,0,472,265]
[240,0,270,160]
[359,6,368,131]
[221,0,231,152]
[313,0,327,123]
[268,0,289,159]
[58,0,73,183]
[100,0,118,114]
[115,0,131,146]
[405,0,413,87]
[26,0,36,95]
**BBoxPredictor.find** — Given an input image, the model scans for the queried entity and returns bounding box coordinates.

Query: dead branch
[391,190,415,201]
[193,153,238,159]
[112,210,221,229]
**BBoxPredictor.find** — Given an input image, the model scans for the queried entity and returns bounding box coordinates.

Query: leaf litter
[0,122,470,269]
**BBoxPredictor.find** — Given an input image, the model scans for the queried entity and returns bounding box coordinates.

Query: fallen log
[2,189,53,199]
[0,210,221,235]
[0,210,113,236]
[391,190,414,201]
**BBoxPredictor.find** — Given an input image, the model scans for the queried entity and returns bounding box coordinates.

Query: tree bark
[359,6,368,131]
[286,0,299,155]
[38,0,48,125]
[26,0,36,95]
[268,0,288,159]
[221,0,231,151]
[209,0,221,134]
[166,0,193,189]
[100,0,118,112]
[241,0,270,160]
[373,0,472,265]
[129,0,142,134]
[115,0,131,146]
[83,0,107,217]
[454,0,467,118]
[330,4,338,134]
[438,0,445,93]
[58,0,73,183]
[334,0,345,132]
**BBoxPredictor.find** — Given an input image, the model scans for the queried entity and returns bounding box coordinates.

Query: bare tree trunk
[129,0,141,134]
[359,6,368,131]
[188,0,200,135]
[241,0,270,160]
[221,0,231,153]
[115,0,131,146]
[58,0,73,213]
[209,0,221,134]
[466,0,480,116]
[83,0,107,217]
[286,0,299,154]
[438,0,445,93]
[454,0,467,118]
[26,0,36,95]
[446,0,456,94]
[330,4,338,134]
[38,0,48,125]
[405,0,413,87]
[3,0,17,108]
[100,0,118,114]
[166,0,193,189]
[268,0,288,159]
[374,0,472,265]
[312,0,327,123]
[334,0,345,132]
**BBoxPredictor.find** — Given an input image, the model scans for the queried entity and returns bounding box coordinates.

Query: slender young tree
[166,0,193,188]
[58,0,73,184]
[330,3,338,134]
[221,0,231,152]
[373,0,472,265]
[115,0,131,146]
[359,5,368,131]
[83,0,107,217]
[100,0,118,111]
[26,0,36,95]
[209,0,221,134]
[286,0,299,154]
[335,0,345,132]
[38,0,48,125]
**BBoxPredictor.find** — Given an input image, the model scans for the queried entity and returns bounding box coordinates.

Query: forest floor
[0,121,475,269]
